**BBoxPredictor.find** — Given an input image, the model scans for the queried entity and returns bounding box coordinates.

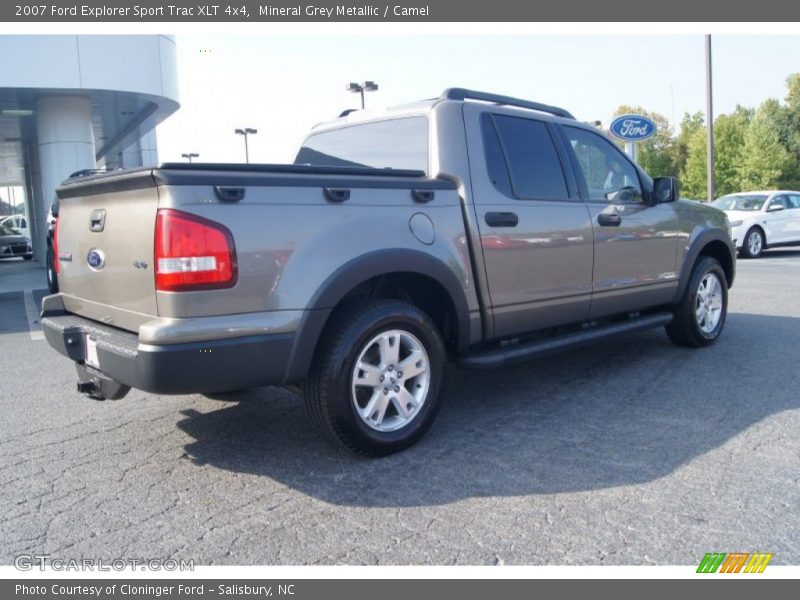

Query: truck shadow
[176,312,799,507]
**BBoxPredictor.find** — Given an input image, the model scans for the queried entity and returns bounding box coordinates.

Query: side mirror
[652,177,679,204]
[50,201,59,218]
[767,204,785,212]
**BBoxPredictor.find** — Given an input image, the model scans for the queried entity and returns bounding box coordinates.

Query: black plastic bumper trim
[42,314,294,395]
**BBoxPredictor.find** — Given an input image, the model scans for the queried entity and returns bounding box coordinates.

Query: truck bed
[54,163,462,336]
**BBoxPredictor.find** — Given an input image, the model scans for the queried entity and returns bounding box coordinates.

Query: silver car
[0,222,33,260]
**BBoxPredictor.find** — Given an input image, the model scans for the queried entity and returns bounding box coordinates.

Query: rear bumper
[41,312,295,395]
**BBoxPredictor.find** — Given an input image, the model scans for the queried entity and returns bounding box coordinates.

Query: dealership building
[0,35,180,264]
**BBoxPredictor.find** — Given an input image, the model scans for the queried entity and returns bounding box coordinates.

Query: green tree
[612,105,676,176]
[680,126,708,199]
[674,112,705,178]
[713,106,751,196]
[782,73,800,188]
[737,99,792,190]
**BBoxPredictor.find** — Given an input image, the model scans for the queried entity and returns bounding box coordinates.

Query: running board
[458,312,673,370]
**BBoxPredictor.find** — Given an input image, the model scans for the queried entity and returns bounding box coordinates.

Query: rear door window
[488,114,569,200]
[481,114,514,197]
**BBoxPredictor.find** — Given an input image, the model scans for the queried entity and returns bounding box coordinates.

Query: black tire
[305,299,446,457]
[46,248,59,293]
[666,256,728,348]
[739,227,764,258]
[23,254,33,261]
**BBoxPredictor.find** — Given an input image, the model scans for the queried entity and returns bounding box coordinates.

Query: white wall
[0,35,178,101]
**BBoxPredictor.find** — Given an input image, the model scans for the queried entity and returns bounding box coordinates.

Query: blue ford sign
[86,248,106,270]
[609,115,657,141]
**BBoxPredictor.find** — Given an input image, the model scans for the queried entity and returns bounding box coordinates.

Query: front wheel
[304,299,446,457]
[666,256,728,348]
[740,227,764,258]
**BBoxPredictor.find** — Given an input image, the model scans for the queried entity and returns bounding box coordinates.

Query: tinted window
[295,117,428,172]
[492,115,568,199]
[564,126,643,203]
[481,114,513,197]
[712,194,768,211]
[770,195,789,209]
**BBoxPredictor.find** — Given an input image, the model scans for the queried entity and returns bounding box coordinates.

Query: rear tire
[305,299,446,457]
[740,227,764,258]
[666,256,728,348]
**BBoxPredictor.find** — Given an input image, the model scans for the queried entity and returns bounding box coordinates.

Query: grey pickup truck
[43,89,735,456]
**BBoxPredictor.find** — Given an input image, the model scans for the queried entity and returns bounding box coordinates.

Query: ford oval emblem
[609,114,657,141]
[87,248,106,270]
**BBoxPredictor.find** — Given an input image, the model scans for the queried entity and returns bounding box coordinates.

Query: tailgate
[56,173,159,333]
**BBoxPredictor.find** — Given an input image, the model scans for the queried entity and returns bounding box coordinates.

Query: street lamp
[346,81,378,109]
[181,152,199,163]
[234,128,257,163]
[705,35,715,202]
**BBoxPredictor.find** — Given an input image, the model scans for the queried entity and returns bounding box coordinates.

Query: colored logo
[86,248,106,270]
[697,552,773,573]
[609,114,657,141]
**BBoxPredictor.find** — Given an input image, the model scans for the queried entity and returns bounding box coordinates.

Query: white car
[712,191,800,258]
[0,214,29,239]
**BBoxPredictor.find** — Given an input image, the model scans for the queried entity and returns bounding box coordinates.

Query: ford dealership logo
[87,248,106,270]
[609,115,657,141]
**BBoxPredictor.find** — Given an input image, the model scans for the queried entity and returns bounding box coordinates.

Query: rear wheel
[740,227,764,258]
[666,256,727,348]
[305,299,446,457]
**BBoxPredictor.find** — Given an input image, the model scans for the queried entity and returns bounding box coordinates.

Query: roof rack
[442,88,575,120]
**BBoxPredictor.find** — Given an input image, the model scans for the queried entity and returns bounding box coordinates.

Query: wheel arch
[745,223,767,248]
[283,249,472,383]
[673,229,736,304]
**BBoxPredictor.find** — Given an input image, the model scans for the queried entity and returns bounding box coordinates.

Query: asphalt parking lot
[1,252,798,566]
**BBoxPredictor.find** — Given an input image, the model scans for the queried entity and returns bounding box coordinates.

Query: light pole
[234,128,257,163]
[705,35,715,202]
[347,81,378,109]
[181,153,199,163]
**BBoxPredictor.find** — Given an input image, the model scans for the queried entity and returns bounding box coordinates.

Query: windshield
[295,117,429,172]
[711,194,768,211]
[0,224,22,236]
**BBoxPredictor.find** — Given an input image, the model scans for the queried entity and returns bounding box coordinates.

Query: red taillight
[53,218,60,274]
[154,209,237,292]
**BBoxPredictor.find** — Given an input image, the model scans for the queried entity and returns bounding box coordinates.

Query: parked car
[0,214,29,239]
[45,204,59,292]
[0,222,33,260]
[41,88,735,456]
[712,191,800,258]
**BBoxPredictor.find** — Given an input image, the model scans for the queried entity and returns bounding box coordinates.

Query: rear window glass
[491,115,569,199]
[295,117,429,172]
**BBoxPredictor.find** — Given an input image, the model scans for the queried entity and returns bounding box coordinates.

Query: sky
[156,34,800,165]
